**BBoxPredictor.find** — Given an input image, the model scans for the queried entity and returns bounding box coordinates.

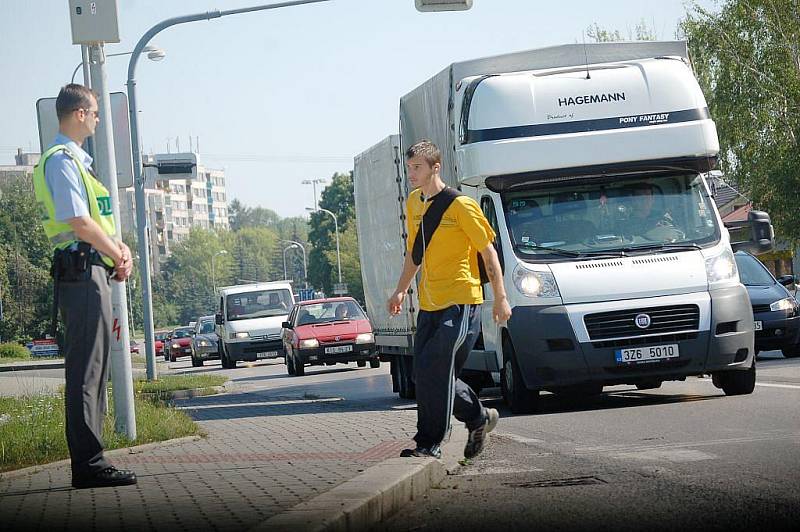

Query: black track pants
[413,304,485,448]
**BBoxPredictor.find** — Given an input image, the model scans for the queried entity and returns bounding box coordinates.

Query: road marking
[176,397,344,410]
[612,449,717,462]
[574,433,800,455]
[755,382,800,390]
[495,432,545,445]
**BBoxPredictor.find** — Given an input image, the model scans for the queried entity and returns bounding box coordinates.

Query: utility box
[68,0,120,44]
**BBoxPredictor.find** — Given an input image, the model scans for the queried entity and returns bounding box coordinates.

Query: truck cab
[215,281,295,369]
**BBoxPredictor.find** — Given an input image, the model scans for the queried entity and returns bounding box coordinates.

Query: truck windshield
[226,289,293,321]
[503,174,720,259]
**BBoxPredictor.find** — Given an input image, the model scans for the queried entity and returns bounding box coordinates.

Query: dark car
[191,315,220,367]
[734,251,800,358]
[166,326,194,362]
[282,297,379,376]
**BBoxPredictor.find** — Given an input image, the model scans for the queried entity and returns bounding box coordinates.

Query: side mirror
[282,321,292,329]
[730,210,774,254]
[777,275,795,287]
[215,313,223,325]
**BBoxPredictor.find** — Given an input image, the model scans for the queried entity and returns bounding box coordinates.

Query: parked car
[154,331,169,357]
[166,326,194,362]
[191,315,220,367]
[734,251,800,358]
[129,340,140,354]
[282,297,378,376]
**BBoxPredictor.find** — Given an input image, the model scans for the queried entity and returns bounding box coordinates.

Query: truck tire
[369,359,380,369]
[357,360,366,368]
[713,360,756,396]
[220,344,235,369]
[501,336,539,414]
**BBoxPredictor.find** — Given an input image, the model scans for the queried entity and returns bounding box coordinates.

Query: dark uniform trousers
[60,265,113,476]
[413,304,486,448]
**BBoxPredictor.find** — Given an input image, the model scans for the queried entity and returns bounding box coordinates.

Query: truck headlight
[299,338,319,349]
[705,247,738,284]
[355,333,374,344]
[770,297,795,312]
[512,265,560,298]
[230,332,249,340]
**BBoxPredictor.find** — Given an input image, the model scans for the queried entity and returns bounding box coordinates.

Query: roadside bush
[0,342,29,359]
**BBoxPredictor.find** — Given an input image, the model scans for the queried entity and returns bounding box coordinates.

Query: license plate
[615,344,679,364]
[256,351,278,359]
[324,345,353,355]
[754,321,763,331]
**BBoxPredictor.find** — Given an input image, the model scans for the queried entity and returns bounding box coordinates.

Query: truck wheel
[369,359,380,369]
[713,360,756,396]
[220,345,235,369]
[357,360,367,368]
[501,336,539,414]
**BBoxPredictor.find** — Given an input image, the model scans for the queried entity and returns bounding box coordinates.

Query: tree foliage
[683,0,800,242]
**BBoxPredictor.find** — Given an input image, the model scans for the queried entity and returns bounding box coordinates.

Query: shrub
[0,342,30,359]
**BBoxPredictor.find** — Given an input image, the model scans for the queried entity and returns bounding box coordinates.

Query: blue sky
[1,0,716,218]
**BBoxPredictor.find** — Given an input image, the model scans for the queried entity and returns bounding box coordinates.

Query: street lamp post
[71,45,166,84]
[126,0,332,381]
[282,243,297,280]
[212,250,228,295]
[306,207,341,287]
[281,240,307,288]
[301,178,326,211]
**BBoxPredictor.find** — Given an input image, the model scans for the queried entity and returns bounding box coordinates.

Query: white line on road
[756,382,800,390]
[176,397,344,410]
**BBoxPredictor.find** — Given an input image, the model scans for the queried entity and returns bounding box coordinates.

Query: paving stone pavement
[0,387,419,531]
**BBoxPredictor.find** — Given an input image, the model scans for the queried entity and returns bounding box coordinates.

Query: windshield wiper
[616,243,703,254]
[516,244,585,257]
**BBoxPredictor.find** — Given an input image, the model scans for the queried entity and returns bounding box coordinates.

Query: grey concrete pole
[81,45,95,159]
[89,43,137,439]
[126,0,331,381]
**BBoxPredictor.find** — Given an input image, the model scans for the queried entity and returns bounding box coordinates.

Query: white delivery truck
[354,41,774,412]
[215,281,295,369]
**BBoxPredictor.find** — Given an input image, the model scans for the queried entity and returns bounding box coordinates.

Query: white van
[354,41,774,411]
[215,281,295,369]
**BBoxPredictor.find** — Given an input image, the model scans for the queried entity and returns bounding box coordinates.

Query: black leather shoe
[400,445,442,459]
[72,467,138,489]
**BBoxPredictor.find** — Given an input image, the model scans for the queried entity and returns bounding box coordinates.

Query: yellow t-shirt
[406,188,496,311]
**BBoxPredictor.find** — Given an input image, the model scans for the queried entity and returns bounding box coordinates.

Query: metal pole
[81,45,94,159]
[89,43,136,439]
[127,0,331,382]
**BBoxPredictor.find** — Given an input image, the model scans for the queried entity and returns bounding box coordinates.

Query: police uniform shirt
[44,132,93,222]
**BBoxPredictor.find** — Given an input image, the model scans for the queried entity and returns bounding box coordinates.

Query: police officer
[32,84,137,489]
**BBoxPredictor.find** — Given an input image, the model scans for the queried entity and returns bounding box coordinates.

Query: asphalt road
[381,351,800,532]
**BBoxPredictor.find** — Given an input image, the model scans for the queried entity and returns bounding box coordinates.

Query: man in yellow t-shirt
[387,139,512,460]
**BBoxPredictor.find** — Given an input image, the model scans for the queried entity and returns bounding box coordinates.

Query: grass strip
[0,391,200,473]
[134,374,227,394]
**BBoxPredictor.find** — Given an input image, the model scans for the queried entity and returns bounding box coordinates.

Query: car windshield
[226,289,293,321]
[295,300,366,326]
[155,333,167,340]
[503,173,720,260]
[734,253,775,286]
[172,328,192,338]
[198,321,215,334]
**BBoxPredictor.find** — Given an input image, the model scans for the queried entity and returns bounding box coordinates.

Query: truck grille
[243,340,283,354]
[584,305,700,341]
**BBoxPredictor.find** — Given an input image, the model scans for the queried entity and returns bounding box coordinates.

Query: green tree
[586,19,657,42]
[682,0,800,242]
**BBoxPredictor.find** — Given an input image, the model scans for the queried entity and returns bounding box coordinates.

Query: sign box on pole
[36,92,135,188]
[68,0,120,44]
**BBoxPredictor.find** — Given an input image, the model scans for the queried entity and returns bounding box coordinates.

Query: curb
[0,361,65,372]
[249,422,468,532]
[138,385,225,401]
[0,435,202,481]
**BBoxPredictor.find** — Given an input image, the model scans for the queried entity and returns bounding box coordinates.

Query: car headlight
[171,343,180,349]
[705,247,738,285]
[230,332,249,340]
[198,339,210,347]
[355,333,374,344]
[512,265,560,298]
[770,297,795,312]
[299,338,319,349]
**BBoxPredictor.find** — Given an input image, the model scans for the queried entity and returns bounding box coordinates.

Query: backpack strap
[411,187,461,266]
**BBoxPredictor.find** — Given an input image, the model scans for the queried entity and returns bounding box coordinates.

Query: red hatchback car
[166,326,194,362]
[282,297,379,376]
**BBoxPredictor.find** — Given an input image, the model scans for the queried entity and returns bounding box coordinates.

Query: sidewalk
[0,379,432,530]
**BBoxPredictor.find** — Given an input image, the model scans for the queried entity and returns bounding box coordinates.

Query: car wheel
[635,379,662,390]
[191,357,204,367]
[220,344,235,369]
[169,353,176,362]
[286,350,295,375]
[780,344,800,358]
[501,336,539,414]
[712,359,756,396]
[357,360,366,368]
[294,356,305,377]
[369,359,380,369]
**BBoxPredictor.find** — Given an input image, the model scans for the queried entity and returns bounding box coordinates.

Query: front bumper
[225,339,284,361]
[170,345,193,358]
[296,342,377,365]
[194,343,220,360]
[753,311,800,351]
[506,286,754,391]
